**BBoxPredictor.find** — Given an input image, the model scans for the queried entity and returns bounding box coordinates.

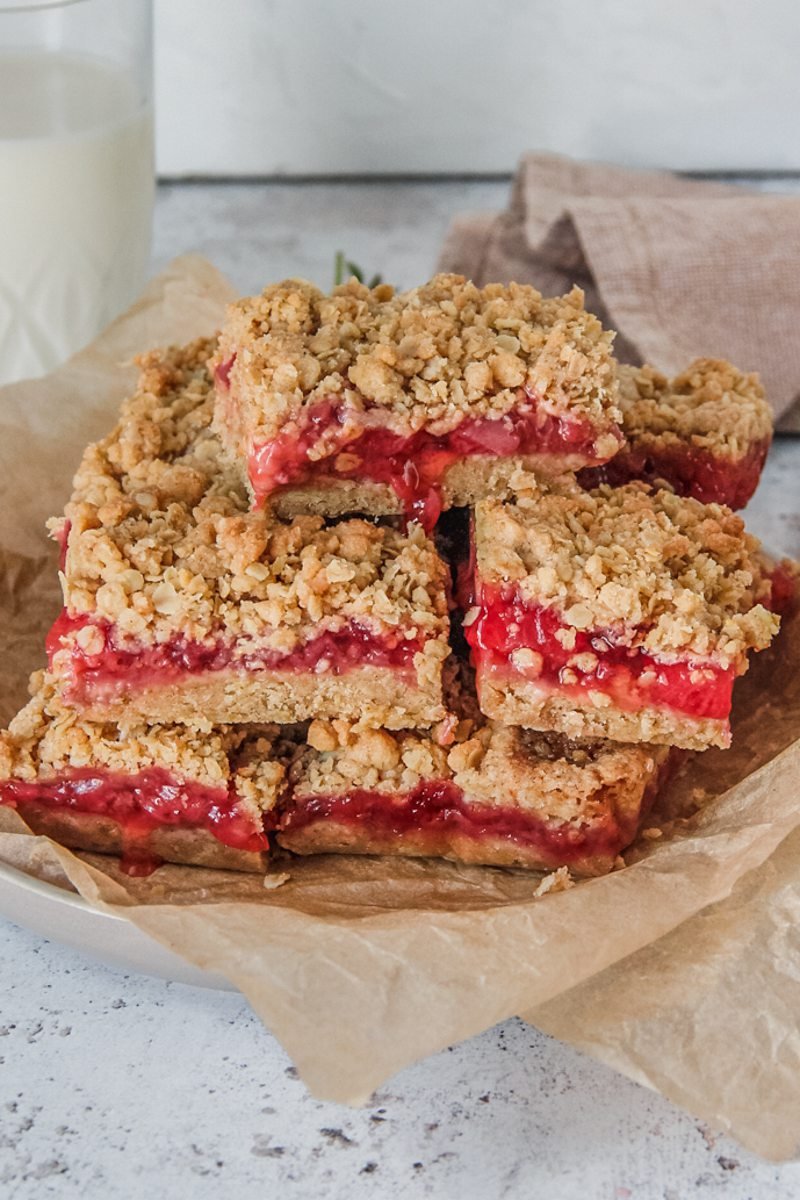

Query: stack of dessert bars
[0,275,784,878]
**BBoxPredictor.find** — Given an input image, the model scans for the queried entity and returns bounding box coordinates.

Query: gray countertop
[3,179,800,1200]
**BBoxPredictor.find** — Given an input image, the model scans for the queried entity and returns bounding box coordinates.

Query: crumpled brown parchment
[2,256,800,1159]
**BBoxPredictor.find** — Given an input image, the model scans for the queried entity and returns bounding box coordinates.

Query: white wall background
[154,0,800,177]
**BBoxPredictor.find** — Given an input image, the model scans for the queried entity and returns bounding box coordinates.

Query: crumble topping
[474,485,779,666]
[294,721,452,795]
[619,360,772,458]
[293,659,485,794]
[50,341,450,654]
[233,733,296,814]
[0,671,244,792]
[451,724,666,819]
[290,716,663,825]
[213,273,621,445]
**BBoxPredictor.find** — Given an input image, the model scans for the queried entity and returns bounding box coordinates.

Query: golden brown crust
[473,485,778,667]
[619,359,773,459]
[12,804,267,873]
[212,274,621,454]
[475,672,728,751]
[65,660,448,731]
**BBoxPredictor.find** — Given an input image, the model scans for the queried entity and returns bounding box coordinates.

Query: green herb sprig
[334,251,382,290]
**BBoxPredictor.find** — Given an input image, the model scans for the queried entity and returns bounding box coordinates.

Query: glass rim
[0,0,88,11]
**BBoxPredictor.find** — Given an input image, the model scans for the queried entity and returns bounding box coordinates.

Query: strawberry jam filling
[579,436,770,510]
[279,780,638,863]
[464,584,735,721]
[765,561,798,616]
[215,353,236,388]
[52,519,71,570]
[0,767,267,876]
[244,393,621,530]
[47,611,423,705]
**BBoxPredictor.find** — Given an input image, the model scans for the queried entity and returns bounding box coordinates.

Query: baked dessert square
[463,485,779,750]
[277,717,671,877]
[0,672,286,876]
[211,274,623,530]
[47,340,451,730]
[580,359,772,509]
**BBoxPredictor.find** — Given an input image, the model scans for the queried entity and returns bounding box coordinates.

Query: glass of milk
[0,0,154,384]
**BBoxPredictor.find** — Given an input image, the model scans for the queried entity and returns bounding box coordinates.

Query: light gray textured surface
[3,918,800,1200]
[153,178,509,295]
[152,1,800,175]
[3,178,800,1198]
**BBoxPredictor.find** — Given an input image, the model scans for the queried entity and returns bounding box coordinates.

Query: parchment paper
[3,256,800,1159]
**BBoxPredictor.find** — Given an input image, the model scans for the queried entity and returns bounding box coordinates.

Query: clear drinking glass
[0,0,154,384]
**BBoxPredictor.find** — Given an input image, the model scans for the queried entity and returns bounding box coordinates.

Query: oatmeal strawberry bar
[277,718,671,877]
[211,274,623,530]
[463,486,779,750]
[580,360,772,509]
[47,341,451,729]
[0,673,286,875]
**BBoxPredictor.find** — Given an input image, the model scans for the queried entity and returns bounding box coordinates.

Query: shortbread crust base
[66,665,446,730]
[278,820,624,877]
[13,802,266,872]
[477,673,729,751]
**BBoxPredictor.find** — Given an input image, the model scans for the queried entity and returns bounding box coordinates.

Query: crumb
[262,871,290,890]
[533,866,575,897]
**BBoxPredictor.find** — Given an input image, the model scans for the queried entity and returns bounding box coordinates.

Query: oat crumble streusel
[449,723,667,821]
[473,485,778,667]
[618,359,772,458]
[212,274,622,446]
[0,671,237,788]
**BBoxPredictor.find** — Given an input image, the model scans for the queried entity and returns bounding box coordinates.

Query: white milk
[0,52,154,383]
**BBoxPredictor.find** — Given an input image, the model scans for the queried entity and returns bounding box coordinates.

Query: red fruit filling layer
[279,780,639,863]
[579,436,770,510]
[52,519,71,571]
[765,562,797,616]
[241,393,621,530]
[0,768,267,876]
[464,584,735,721]
[215,354,235,388]
[47,611,423,705]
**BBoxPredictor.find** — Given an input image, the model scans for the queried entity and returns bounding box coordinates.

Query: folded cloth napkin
[438,154,800,427]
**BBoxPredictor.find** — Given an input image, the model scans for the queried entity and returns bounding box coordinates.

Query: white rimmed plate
[0,861,232,989]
